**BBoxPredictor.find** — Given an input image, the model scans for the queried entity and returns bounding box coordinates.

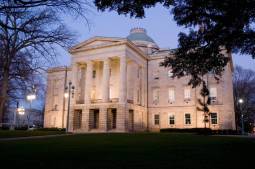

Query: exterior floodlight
[238,98,244,104]
[27,94,36,101]
[17,107,25,115]
[64,93,69,98]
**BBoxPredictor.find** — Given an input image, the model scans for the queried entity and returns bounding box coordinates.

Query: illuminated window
[184,86,191,99]
[209,87,217,102]
[168,88,175,103]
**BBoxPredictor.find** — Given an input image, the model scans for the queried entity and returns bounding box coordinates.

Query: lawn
[0,130,66,138]
[0,133,254,169]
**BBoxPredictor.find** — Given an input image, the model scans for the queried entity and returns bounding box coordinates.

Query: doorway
[107,108,117,130]
[73,109,82,130]
[128,109,134,132]
[89,109,99,129]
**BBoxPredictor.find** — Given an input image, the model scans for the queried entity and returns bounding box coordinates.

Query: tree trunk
[0,70,9,124]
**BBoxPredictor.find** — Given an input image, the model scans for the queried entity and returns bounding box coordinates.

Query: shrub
[160,128,238,135]
[36,128,66,131]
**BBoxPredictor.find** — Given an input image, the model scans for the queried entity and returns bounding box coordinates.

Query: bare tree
[0,0,91,31]
[0,2,76,123]
[233,66,255,132]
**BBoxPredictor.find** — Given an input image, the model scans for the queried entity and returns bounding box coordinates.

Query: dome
[127,28,156,43]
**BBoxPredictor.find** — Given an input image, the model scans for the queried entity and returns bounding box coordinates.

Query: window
[185,113,191,125]
[169,115,175,125]
[168,88,175,103]
[211,113,218,124]
[153,88,160,104]
[184,86,191,100]
[92,70,96,78]
[168,70,173,78]
[154,114,160,125]
[209,87,217,102]
[153,70,159,80]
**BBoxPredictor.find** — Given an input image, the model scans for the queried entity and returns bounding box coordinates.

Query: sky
[56,4,254,71]
[22,4,254,111]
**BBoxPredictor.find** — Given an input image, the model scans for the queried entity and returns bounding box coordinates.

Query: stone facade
[44,28,236,132]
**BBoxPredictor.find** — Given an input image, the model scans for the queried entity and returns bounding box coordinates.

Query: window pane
[185,114,191,124]
[184,87,191,99]
[168,88,175,102]
[169,115,175,125]
[211,113,218,124]
[210,88,217,97]
[154,114,160,125]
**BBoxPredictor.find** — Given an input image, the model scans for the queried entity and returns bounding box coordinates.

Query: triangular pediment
[69,36,126,53]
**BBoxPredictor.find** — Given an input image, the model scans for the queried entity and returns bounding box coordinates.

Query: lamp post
[16,105,25,128]
[11,101,25,130]
[65,81,75,133]
[238,98,244,135]
[26,87,36,128]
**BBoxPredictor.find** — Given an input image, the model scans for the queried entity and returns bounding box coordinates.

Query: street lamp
[238,98,244,135]
[26,86,36,128]
[65,81,75,132]
[12,101,25,130]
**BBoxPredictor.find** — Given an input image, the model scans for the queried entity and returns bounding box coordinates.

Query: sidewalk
[0,133,73,141]
[214,134,255,139]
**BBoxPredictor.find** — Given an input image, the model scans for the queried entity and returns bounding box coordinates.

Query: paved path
[214,134,255,139]
[0,133,73,141]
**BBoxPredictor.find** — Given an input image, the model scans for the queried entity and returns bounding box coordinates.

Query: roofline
[47,66,71,73]
[69,37,149,60]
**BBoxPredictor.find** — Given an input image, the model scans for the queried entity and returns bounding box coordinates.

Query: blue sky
[24,4,254,111]
[56,5,254,71]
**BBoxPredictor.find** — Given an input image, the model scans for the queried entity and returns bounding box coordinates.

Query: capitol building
[44,28,236,132]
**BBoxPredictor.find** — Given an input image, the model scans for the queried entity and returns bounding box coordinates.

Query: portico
[66,36,147,133]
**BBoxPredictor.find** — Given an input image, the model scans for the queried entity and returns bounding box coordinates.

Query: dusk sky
[56,5,254,70]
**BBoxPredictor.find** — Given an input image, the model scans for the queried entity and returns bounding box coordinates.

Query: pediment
[69,37,125,53]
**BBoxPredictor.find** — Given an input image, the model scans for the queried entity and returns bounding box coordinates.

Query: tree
[197,81,211,128]
[0,0,92,124]
[0,0,90,32]
[233,66,255,132]
[0,3,74,123]
[94,0,255,87]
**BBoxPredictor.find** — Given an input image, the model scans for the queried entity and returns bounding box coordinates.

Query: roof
[127,28,156,43]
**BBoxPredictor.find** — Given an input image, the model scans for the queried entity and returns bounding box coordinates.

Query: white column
[119,56,127,103]
[141,66,145,106]
[102,58,110,102]
[85,61,93,104]
[71,63,79,104]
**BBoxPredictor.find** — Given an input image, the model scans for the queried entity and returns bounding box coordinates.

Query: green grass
[0,130,66,138]
[0,133,254,169]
